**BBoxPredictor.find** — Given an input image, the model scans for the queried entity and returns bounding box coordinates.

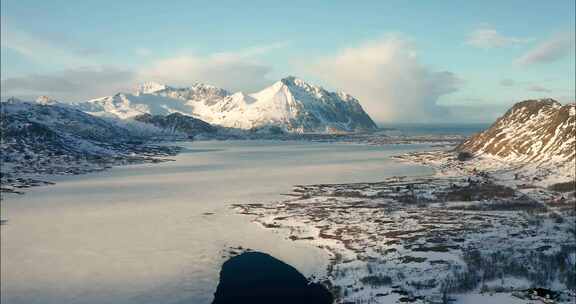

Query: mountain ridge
[74,77,378,133]
[457,98,575,167]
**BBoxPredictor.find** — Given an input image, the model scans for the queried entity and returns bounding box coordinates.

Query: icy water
[1,140,433,304]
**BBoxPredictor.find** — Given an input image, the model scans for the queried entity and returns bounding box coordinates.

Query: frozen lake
[1,140,434,304]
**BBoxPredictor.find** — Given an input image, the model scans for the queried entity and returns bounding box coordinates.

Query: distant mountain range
[4,80,575,166]
[458,98,575,167]
[74,77,378,133]
[0,76,381,176]
[2,94,574,193]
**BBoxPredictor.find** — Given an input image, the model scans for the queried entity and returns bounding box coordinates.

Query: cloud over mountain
[308,35,461,122]
[138,54,272,94]
[2,44,283,101]
[1,66,135,101]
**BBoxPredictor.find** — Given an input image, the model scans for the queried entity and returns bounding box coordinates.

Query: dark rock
[211,251,333,304]
[457,151,473,161]
[525,287,560,300]
[457,99,575,164]
[134,112,216,136]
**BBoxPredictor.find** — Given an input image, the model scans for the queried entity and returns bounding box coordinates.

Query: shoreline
[0,141,185,196]
[233,149,576,303]
[0,134,462,196]
[2,136,573,302]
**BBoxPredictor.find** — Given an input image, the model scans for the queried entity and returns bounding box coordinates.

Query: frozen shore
[0,143,182,195]
[233,149,576,303]
[0,133,462,196]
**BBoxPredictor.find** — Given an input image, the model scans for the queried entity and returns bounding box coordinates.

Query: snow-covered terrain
[74,77,378,133]
[3,93,573,303]
[457,99,575,185]
[234,174,575,303]
[0,99,182,194]
[232,99,576,303]
[0,95,467,195]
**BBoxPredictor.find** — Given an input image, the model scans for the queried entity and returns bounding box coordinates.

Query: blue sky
[1,0,574,122]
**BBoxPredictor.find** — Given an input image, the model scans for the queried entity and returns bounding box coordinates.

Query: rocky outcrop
[133,112,216,137]
[457,99,575,165]
[212,251,333,304]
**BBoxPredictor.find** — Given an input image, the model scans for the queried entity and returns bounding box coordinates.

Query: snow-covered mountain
[0,98,200,159]
[458,99,575,166]
[75,77,378,133]
[0,98,184,192]
[2,98,131,148]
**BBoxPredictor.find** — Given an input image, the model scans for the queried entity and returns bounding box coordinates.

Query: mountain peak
[190,82,220,90]
[280,76,312,88]
[74,77,377,133]
[458,98,575,165]
[35,95,59,105]
[280,75,298,83]
[134,81,168,95]
[505,98,562,118]
[512,98,561,109]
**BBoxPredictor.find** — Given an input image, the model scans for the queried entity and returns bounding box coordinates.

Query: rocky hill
[458,99,575,167]
[0,99,180,193]
[2,98,133,155]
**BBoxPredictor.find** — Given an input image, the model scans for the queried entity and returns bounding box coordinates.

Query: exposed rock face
[211,251,333,304]
[458,99,575,166]
[133,112,216,136]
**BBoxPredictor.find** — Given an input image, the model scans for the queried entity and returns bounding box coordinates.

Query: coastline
[2,135,573,303]
[232,148,576,303]
[0,133,463,196]
[0,143,182,196]
[2,140,417,304]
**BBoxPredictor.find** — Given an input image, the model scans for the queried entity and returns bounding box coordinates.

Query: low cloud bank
[308,35,461,122]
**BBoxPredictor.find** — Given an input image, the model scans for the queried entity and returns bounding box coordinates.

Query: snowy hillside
[458,99,575,171]
[0,98,181,193]
[75,77,378,133]
[2,98,132,150]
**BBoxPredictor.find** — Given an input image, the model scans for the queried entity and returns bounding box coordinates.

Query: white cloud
[515,32,575,65]
[210,41,289,62]
[527,84,552,93]
[308,35,461,122]
[1,27,102,68]
[466,27,528,49]
[2,43,285,101]
[1,66,135,101]
[138,50,277,92]
[1,22,284,96]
